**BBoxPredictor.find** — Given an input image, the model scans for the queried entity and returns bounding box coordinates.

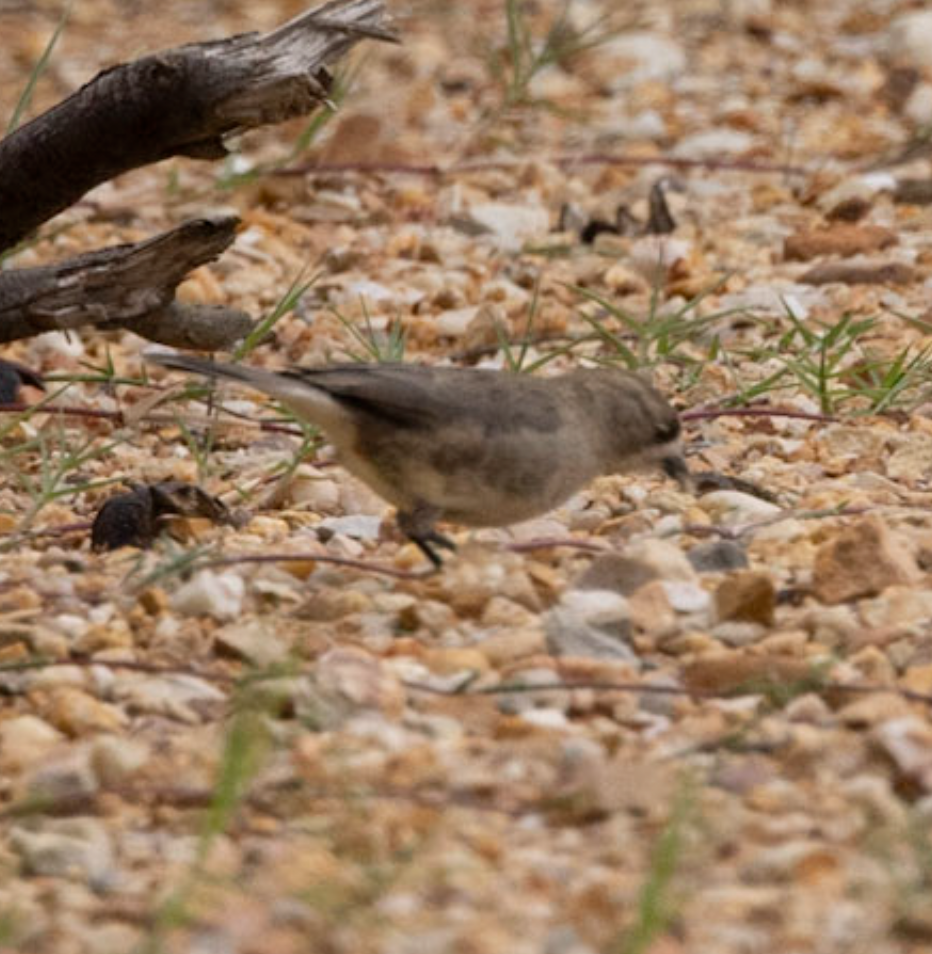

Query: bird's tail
[147,351,307,399]
[146,351,346,428]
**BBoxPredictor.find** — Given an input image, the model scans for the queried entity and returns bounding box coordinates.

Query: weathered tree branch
[0,0,396,253]
[0,217,253,348]
[0,0,395,347]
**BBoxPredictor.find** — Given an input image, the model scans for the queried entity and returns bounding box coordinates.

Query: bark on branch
[0,217,252,349]
[0,0,396,252]
[0,0,395,347]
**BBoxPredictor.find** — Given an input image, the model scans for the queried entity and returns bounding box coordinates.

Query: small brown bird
[149,354,689,565]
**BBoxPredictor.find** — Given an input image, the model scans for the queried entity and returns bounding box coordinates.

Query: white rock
[603,109,668,140]
[887,11,932,69]
[873,716,932,788]
[287,475,341,512]
[30,331,86,360]
[629,236,691,282]
[111,674,225,723]
[11,819,114,886]
[435,306,480,337]
[602,33,686,85]
[341,279,395,305]
[214,618,291,667]
[454,202,550,252]
[171,569,244,621]
[905,83,932,126]
[661,580,712,614]
[495,666,572,715]
[699,490,782,526]
[712,620,766,646]
[672,129,755,159]
[718,284,821,321]
[519,708,571,730]
[624,538,698,583]
[23,750,99,805]
[318,514,383,541]
[544,589,636,662]
[817,174,897,213]
[90,736,150,787]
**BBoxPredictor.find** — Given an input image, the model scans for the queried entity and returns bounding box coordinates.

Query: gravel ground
[4,1,932,952]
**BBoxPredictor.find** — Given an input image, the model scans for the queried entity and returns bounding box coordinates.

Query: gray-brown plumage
[149,353,689,565]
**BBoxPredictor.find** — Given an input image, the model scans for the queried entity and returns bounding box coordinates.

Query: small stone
[297,647,406,729]
[171,569,244,621]
[742,841,840,883]
[519,708,571,731]
[435,305,480,338]
[887,11,932,69]
[817,173,895,213]
[317,514,383,541]
[905,82,932,126]
[821,424,888,467]
[873,716,932,790]
[38,686,127,736]
[0,715,64,769]
[627,581,678,638]
[672,129,754,158]
[603,263,648,294]
[812,515,921,605]
[22,750,99,806]
[10,819,114,886]
[420,647,490,676]
[601,32,685,85]
[687,540,749,573]
[475,627,546,666]
[661,580,712,614]
[715,571,776,626]
[300,586,373,622]
[783,223,897,261]
[838,692,912,727]
[214,617,291,667]
[682,652,813,696]
[886,434,932,483]
[287,475,341,512]
[628,236,692,283]
[544,590,636,662]
[901,664,932,696]
[799,261,915,286]
[89,736,150,787]
[699,490,782,525]
[111,673,226,723]
[711,620,767,647]
[575,540,696,595]
[452,202,550,251]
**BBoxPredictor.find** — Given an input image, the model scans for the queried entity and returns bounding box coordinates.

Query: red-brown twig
[201,551,433,580]
[505,536,609,554]
[283,152,807,179]
[4,658,932,708]
[681,406,836,424]
[0,401,304,435]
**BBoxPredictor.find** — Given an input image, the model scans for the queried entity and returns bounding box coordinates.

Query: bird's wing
[286,364,473,428]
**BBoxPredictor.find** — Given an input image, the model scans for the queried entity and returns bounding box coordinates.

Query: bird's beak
[661,453,693,491]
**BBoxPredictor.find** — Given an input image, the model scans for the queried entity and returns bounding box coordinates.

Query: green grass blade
[6,0,73,135]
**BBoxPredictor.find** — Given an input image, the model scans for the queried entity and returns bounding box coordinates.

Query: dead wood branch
[0,0,396,253]
[0,0,396,346]
[0,217,253,349]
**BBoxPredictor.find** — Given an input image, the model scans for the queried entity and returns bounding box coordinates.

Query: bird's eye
[654,417,681,443]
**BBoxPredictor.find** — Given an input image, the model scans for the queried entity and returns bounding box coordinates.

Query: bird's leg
[397,504,456,568]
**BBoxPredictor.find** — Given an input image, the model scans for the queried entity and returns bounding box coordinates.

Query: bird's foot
[410,529,457,568]
[397,507,455,568]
